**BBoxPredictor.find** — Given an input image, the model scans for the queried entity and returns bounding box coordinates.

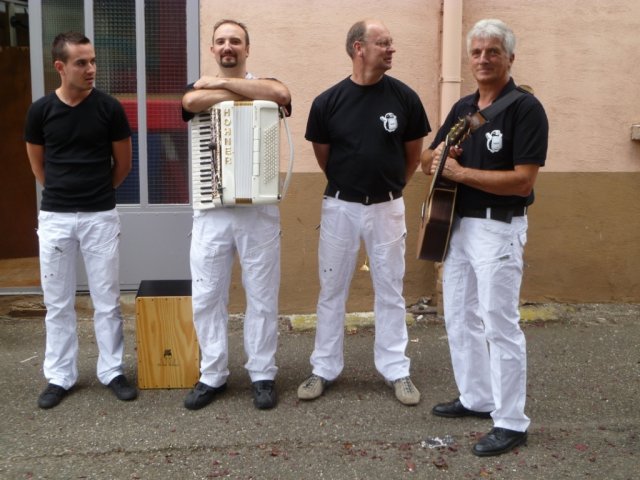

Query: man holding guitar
[421,19,548,456]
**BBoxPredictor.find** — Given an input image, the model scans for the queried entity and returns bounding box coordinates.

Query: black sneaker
[38,383,68,409]
[108,375,138,401]
[252,380,277,409]
[184,382,227,410]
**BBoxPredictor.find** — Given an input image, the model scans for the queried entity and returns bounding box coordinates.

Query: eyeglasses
[371,39,394,49]
[358,38,394,49]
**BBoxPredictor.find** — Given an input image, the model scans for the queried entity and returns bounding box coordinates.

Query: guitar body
[416,116,472,262]
[416,180,457,261]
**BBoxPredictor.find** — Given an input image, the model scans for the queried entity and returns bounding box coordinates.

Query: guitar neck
[429,112,487,192]
[429,139,455,191]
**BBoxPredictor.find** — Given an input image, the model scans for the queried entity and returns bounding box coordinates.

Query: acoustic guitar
[416,115,480,261]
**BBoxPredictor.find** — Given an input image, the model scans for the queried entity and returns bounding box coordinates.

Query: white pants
[310,196,410,382]
[443,215,530,432]
[190,206,280,387]
[37,209,125,390]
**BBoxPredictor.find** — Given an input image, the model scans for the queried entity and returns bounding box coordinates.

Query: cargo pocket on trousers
[191,239,227,293]
[373,232,406,283]
[318,228,352,292]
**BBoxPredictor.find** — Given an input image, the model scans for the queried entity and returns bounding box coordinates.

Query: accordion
[190,100,293,209]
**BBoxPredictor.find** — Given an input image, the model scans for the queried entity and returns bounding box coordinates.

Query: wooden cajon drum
[135,280,200,389]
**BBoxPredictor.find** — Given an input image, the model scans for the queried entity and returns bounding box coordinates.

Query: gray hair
[466,19,516,57]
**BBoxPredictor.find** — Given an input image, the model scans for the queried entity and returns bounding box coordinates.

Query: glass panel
[41,0,84,94]
[93,0,139,204]
[145,0,189,204]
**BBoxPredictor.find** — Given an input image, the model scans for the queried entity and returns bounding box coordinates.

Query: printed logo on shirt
[485,130,503,153]
[379,112,398,132]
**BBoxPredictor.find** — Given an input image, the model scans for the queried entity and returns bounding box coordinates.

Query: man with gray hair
[298,19,430,406]
[422,19,548,456]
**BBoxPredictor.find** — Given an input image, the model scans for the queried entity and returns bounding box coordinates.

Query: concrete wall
[198,0,640,313]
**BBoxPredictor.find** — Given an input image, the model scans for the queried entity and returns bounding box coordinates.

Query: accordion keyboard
[190,110,218,209]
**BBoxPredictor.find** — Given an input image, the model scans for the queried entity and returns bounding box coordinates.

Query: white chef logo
[485,130,503,153]
[379,112,398,132]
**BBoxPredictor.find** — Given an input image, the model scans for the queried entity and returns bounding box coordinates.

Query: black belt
[457,205,527,223]
[324,185,402,205]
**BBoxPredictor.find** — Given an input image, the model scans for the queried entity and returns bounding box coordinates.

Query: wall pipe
[440,0,463,124]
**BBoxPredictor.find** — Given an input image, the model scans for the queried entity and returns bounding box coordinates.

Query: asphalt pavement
[0,295,638,479]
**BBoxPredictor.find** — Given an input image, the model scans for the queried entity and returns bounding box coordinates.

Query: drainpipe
[440,0,463,123]
[434,1,463,316]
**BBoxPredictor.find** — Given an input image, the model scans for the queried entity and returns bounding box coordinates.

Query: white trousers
[37,209,124,390]
[310,196,410,382]
[443,215,530,432]
[190,206,280,387]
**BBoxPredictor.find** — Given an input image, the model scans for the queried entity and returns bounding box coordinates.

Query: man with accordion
[181,19,291,411]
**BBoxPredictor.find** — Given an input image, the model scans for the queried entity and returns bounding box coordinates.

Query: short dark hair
[51,31,91,63]
[346,21,367,58]
[212,19,250,45]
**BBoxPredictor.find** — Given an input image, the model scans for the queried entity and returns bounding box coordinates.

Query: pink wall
[199,0,441,173]
[199,0,640,174]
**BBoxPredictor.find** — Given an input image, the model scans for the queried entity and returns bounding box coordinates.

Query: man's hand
[429,143,463,180]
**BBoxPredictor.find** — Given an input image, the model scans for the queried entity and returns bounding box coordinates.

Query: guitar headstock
[446,116,472,147]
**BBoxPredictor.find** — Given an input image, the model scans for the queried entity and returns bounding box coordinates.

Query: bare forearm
[447,164,539,197]
[404,138,424,184]
[111,138,132,188]
[181,89,245,113]
[420,148,435,175]
[190,76,290,106]
[312,143,330,173]
[26,143,45,186]
[425,142,539,196]
[217,78,291,106]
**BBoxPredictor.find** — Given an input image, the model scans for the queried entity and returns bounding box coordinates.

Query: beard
[219,55,238,68]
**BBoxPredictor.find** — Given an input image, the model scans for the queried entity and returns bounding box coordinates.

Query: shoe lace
[303,375,320,389]
[396,377,414,394]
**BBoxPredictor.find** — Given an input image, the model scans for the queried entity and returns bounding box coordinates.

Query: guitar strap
[475,85,531,123]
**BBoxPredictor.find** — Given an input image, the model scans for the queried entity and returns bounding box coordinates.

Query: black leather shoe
[252,380,277,410]
[472,427,527,457]
[432,398,492,418]
[38,383,68,409]
[184,381,227,410]
[108,375,138,401]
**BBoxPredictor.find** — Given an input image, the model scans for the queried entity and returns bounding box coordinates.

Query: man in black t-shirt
[298,19,430,406]
[24,32,136,409]
[422,19,548,456]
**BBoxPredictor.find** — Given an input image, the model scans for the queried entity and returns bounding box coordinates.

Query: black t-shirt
[24,89,131,212]
[305,75,430,196]
[429,79,548,209]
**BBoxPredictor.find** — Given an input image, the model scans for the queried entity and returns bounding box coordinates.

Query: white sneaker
[297,374,330,400]
[390,376,420,405]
